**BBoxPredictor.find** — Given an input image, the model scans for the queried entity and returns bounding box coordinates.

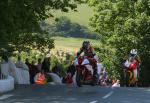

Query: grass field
[46,4,98,54]
[46,4,94,29]
[51,37,101,54]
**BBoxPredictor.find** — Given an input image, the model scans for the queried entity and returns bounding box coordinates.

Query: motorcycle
[74,56,97,87]
[124,59,139,87]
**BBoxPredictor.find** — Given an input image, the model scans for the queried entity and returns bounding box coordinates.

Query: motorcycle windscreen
[81,59,90,65]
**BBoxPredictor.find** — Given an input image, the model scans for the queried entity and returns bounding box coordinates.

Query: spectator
[15,56,23,68]
[62,62,75,84]
[26,59,38,84]
[112,80,120,87]
[67,62,76,77]
[25,58,31,67]
[15,56,30,84]
[41,57,50,73]
[36,58,42,71]
[31,60,38,73]
[34,70,46,84]
[0,54,9,77]
[97,59,103,79]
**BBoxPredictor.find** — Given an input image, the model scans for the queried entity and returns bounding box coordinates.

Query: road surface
[0,84,150,103]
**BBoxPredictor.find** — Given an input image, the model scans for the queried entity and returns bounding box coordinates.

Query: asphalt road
[1,84,150,103]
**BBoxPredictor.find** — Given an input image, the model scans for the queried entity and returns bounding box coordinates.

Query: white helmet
[130,49,137,55]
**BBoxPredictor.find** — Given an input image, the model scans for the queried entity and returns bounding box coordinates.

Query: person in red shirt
[34,70,46,84]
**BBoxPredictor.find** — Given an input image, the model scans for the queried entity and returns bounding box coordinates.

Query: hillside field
[51,37,101,54]
[46,4,94,29]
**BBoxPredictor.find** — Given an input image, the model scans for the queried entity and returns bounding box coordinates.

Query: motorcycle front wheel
[76,68,83,87]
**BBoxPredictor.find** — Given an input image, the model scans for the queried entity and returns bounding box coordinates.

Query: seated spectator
[112,80,120,87]
[34,70,46,84]
[67,62,76,77]
[62,62,75,84]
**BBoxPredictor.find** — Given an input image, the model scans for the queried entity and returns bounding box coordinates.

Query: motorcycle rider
[124,49,141,83]
[76,41,98,83]
[129,49,141,79]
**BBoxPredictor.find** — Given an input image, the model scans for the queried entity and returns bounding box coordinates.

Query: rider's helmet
[130,49,137,57]
[82,41,90,50]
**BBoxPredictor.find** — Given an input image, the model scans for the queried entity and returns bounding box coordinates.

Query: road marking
[0,94,13,100]
[102,91,114,99]
[89,100,98,103]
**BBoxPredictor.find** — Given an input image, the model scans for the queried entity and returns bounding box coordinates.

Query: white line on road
[0,94,13,100]
[102,91,114,99]
[89,100,98,103]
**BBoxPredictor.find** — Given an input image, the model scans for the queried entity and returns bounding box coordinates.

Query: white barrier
[47,73,62,85]
[0,76,14,93]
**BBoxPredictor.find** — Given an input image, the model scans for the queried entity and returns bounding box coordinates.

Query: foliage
[48,4,94,28]
[94,44,120,79]
[0,0,82,54]
[44,16,99,39]
[50,53,74,76]
[87,0,150,86]
[52,36,100,53]
[56,16,99,39]
[50,55,60,70]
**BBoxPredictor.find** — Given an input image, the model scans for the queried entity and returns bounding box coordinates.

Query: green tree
[49,16,98,38]
[0,0,81,54]
[56,16,71,32]
[87,0,150,85]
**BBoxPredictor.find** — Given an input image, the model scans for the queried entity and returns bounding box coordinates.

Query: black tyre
[126,70,135,87]
[76,68,82,87]
[91,74,98,86]
[126,71,130,87]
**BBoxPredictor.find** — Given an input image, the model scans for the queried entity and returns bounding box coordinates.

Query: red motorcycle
[124,59,140,87]
[75,56,97,87]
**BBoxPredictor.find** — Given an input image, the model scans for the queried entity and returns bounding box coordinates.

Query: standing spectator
[15,56,24,68]
[41,56,51,82]
[36,58,42,72]
[0,54,9,77]
[103,68,108,81]
[25,58,33,84]
[31,60,38,83]
[25,58,37,84]
[41,57,50,73]
[25,58,31,67]
[97,59,103,81]
[16,56,30,84]
[25,58,33,70]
